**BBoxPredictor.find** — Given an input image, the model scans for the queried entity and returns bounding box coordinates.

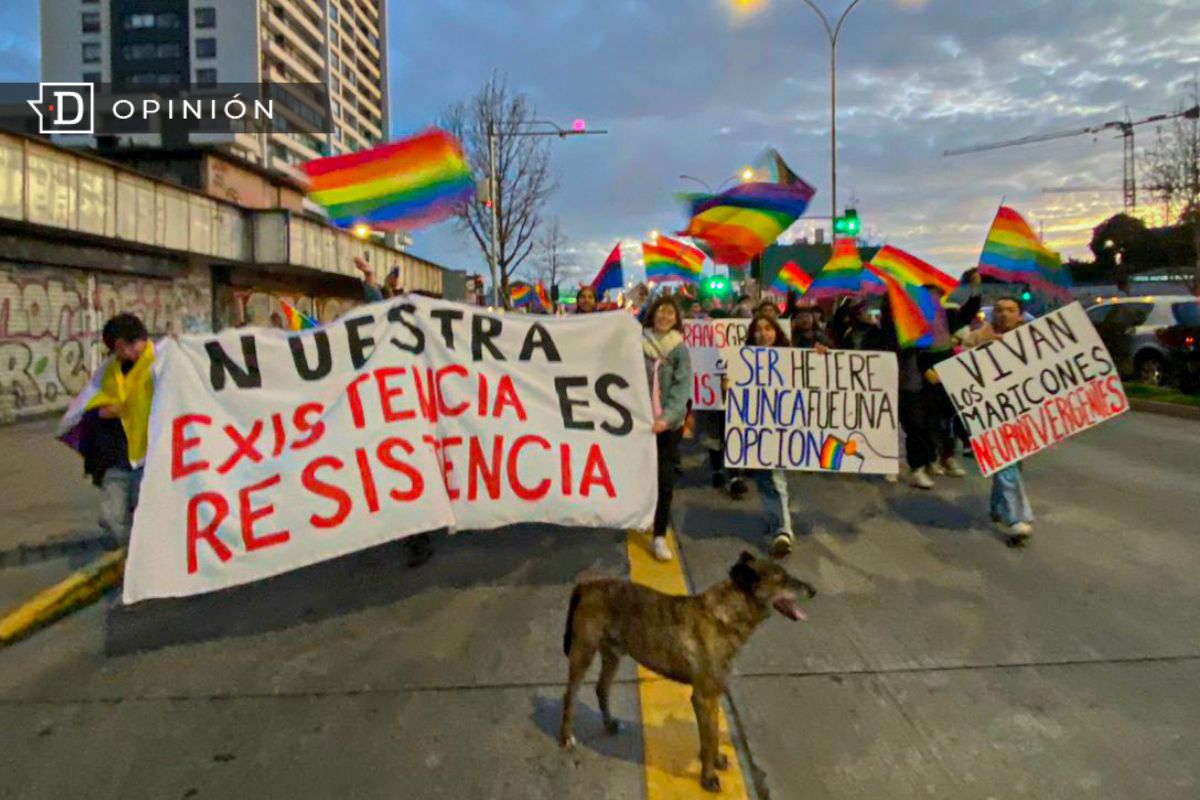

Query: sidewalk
[0,419,99,553]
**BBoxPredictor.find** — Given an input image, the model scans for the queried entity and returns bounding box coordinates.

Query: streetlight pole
[486,120,607,306]
[798,0,863,223]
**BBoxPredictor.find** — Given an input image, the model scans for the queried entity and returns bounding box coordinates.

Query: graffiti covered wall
[0,262,211,422]
[215,285,357,331]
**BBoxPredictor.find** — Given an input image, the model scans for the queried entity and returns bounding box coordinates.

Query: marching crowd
[59,261,1035,587]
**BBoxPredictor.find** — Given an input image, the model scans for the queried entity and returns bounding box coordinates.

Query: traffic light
[1020,288,1032,302]
[703,275,731,297]
[833,208,860,237]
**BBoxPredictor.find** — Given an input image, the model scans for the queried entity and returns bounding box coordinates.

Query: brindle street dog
[559,551,816,793]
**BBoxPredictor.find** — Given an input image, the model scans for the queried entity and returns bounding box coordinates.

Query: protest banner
[683,318,750,410]
[123,296,656,603]
[723,346,899,474]
[934,302,1128,477]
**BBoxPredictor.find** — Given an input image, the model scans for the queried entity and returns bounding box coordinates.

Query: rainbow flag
[818,436,858,471]
[772,260,813,295]
[867,265,935,348]
[643,236,705,283]
[535,282,552,311]
[807,239,884,299]
[302,128,474,232]
[978,206,1073,301]
[869,245,957,296]
[510,281,551,311]
[281,299,318,331]
[591,244,624,296]
[679,149,815,267]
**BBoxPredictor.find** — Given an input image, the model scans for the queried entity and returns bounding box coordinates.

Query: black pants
[898,390,936,470]
[654,428,684,537]
[926,383,957,460]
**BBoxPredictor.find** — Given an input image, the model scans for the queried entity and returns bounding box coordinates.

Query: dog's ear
[730,559,759,593]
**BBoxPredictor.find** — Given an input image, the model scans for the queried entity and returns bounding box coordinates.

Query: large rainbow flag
[679,149,816,267]
[806,238,884,299]
[977,206,1073,302]
[644,236,705,283]
[867,265,935,348]
[280,299,318,331]
[869,245,957,296]
[302,128,474,232]
[772,260,813,295]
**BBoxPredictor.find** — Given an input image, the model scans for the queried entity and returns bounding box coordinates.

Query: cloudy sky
[3,1,1199,286]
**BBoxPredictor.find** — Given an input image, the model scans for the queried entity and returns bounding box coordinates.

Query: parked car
[1084,295,1200,386]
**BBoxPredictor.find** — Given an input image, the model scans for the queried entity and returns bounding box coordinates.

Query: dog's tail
[563,586,582,656]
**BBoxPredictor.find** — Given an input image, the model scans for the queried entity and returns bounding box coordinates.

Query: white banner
[124,297,656,603]
[683,318,750,410]
[935,302,1128,477]
[723,347,900,474]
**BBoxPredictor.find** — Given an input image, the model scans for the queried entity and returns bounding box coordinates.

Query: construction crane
[944,105,1200,210]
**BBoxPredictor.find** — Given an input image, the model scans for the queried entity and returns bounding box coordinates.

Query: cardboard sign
[123,296,656,603]
[935,302,1128,477]
[723,347,900,474]
[683,318,750,410]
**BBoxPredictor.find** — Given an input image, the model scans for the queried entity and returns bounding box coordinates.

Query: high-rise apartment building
[40,0,390,180]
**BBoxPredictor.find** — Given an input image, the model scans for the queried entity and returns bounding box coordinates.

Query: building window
[195,38,217,58]
[331,100,340,119]
[158,73,182,86]
[82,72,101,84]
[158,43,181,58]
[124,13,153,29]
[82,42,102,63]
[194,7,216,29]
[156,12,181,28]
[331,76,340,95]
[82,12,101,33]
[123,44,156,60]
[330,53,339,71]
[196,68,218,87]
[329,4,339,23]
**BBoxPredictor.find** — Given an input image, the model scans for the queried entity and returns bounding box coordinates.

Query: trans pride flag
[644,236,705,283]
[303,128,474,232]
[679,149,815,267]
[978,206,1073,302]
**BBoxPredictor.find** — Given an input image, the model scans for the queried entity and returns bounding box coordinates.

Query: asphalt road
[0,410,1197,799]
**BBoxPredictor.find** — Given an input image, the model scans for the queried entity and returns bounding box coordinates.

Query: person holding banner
[58,314,155,547]
[920,271,983,480]
[744,311,797,558]
[642,295,693,562]
[576,285,598,313]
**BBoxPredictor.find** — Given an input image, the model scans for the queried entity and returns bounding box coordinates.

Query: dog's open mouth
[773,593,807,621]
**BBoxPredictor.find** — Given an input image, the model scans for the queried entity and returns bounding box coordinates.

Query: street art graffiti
[216,287,356,331]
[0,265,203,422]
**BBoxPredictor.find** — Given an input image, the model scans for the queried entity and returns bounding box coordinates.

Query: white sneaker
[1009,521,1032,537]
[884,473,899,484]
[652,536,673,562]
[910,466,934,490]
[928,461,945,476]
[940,457,966,477]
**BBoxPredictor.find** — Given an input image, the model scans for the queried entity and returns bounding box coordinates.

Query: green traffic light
[835,208,860,237]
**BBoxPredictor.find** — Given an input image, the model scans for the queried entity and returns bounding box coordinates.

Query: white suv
[1085,295,1200,385]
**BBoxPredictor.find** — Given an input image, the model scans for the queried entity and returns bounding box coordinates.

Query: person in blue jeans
[744,311,796,558]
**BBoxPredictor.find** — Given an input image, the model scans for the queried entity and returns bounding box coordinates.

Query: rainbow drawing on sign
[819,436,858,470]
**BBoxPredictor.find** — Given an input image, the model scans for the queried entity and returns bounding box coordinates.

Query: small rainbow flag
[644,236,705,283]
[978,206,1073,301]
[679,149,815,268]
[807,239,884,299]
[535,281,552,311]
[869,245,957,296]
[867,265,935,348]
[772,260,813,295]
[591,244,624,297]
[280,299,317,331]
[510,281,551,312]
[302,128,474,232]
[819,436,858,471]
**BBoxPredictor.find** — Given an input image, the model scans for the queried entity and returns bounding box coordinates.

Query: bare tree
[443,73,556,307]
[1143,81,1200,290]
[532,216,570,297]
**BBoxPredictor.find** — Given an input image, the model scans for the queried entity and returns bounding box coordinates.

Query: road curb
[0,549,125,646]
[1129,398,1200,421]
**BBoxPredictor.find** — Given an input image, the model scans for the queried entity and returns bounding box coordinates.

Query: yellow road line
[0,549,125,645]
[626,529,751,799]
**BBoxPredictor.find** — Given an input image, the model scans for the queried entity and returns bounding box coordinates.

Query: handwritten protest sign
[935,302,1128,477]
[723,347,899,474]
[683,319,750,410]
[123,297,656,603]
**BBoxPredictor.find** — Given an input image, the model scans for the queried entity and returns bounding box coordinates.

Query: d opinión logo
[27,82,95,135]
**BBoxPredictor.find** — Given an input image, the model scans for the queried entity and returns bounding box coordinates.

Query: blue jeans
[990,465,1032,526]
[99,467,143,545]
[752,469,793,537]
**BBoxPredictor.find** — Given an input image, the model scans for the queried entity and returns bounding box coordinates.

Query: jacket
[642,329,692,431]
